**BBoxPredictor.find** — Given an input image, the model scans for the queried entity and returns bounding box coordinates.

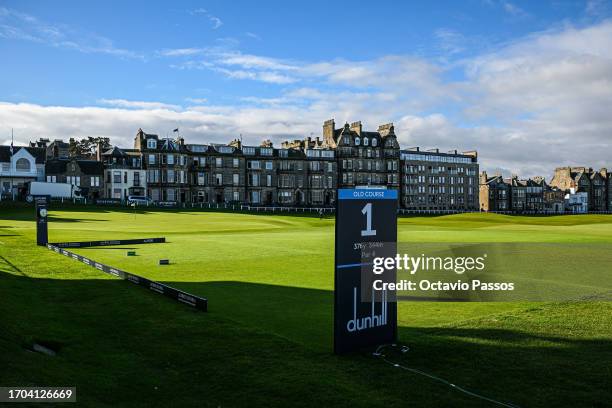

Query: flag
[10,129,14,156]
[173,128,179,132]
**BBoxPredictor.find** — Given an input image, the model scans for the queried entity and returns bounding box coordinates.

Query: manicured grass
[1,205,611,407]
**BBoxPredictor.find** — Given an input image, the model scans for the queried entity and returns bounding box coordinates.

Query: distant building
[0,145,46,199]
[565,189,589,213]
[45,158,104,200]
[401,148,478,211]
[100,146,145,200]
[550,167,608,211]
[322,120,400,190]
[134,129,190,203]
[544,187,565,213]
[479,172,510,211]
[479,173,545,212]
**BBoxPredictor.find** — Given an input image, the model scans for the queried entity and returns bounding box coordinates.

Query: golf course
[1,205,611,407]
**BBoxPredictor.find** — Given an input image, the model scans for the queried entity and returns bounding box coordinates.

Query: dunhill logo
[346,287,388,332]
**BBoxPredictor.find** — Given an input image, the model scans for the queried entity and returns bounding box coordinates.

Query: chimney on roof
[377,123,394,137]
[322,119,336,147]
[96,141,103,162]
[350,121,362,136]
[479,171,487,184]
[229,139,242,149]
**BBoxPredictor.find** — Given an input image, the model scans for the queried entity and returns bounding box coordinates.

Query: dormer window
[372,138,378,147]
[363,137,369,146]
[355,137,360,146]
[147,139,157,149]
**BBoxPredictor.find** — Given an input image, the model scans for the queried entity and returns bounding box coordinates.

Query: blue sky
[1,0,612,176]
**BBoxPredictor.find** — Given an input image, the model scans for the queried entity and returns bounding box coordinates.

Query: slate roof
[0,146,46,164]
[102,146,128,158]
[45,159,104,175]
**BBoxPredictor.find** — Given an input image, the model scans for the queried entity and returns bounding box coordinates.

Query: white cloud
[97,99,181,110]
[245,32,261,40]
[190,8,223,30]
[0,7,142,59]
[502,2,529,18]
[3,18,612,179]
[185,97,208,104]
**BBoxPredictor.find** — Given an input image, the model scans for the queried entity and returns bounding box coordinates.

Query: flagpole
[10,128,14,201]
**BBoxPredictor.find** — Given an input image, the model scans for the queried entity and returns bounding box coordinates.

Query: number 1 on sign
[361,203,377,236]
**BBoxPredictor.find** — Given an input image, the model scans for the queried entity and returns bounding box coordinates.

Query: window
[260,148,273,156]
[233,191,240,201]
[147,139,157,149]
[133,172,140,187]
[243,147,255,155]
[197,172,206,185]
[215,174,223,185]
[216,158,223,167]
[113,188,122,199]
[248,161,260,170]
[265,161,273,170]
[124,172,128,183]
[251,191,260,204]
[233,173,239,185]
[355,137,360,146]
[363,137,369,146]
[167,189,176,201]
[167,170,175,183]
[233,158,239,168]
[267,174,272,187]
[15,158,30,172]
[147,169,159,183]
[113,171,121,183]
[167,154,174,165]
[90,176,100,187]
[148,154,156,165]
[249,173,259,186]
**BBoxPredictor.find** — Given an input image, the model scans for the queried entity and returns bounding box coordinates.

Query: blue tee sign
[334,188,398,354]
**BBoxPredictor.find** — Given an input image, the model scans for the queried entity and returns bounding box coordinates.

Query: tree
[68,137,111,159]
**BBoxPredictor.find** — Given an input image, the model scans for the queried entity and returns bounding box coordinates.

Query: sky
[1,0,612,177]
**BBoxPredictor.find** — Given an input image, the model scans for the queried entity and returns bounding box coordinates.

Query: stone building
[135,129,190,203]
[479,172,510,211]
[45,158,104,200]
[401,148,479,211]
[479,173,546,212]
[549,167,608,211]
[242,143,278,205]
[322,120,400,190]
[305,147,336,205]
[100,146,145,200]
[125,121,477,209]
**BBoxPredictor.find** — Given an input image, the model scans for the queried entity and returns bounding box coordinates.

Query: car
[127,196,153,205]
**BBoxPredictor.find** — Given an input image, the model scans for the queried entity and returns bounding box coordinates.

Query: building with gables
[45,158,104,199]
[549,167,608,211]
[0,145,46,199]
[100,146,145,200]
[134,129,190,203]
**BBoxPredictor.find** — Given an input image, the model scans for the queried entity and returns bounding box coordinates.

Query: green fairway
[1,205,611,407]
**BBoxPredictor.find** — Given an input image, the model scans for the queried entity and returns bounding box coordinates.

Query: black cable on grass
[372,344,521,408]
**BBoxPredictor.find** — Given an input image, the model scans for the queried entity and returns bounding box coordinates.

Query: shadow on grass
[0,269,610,408]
